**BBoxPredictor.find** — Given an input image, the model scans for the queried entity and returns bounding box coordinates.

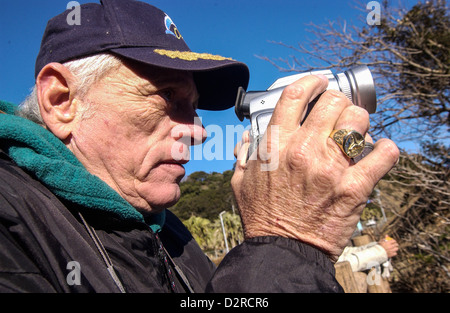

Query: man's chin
[135,184,181,213]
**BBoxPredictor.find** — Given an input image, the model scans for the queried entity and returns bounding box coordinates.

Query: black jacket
[0,148,213,292]
[0,101,343,293]
[0,150,342,293]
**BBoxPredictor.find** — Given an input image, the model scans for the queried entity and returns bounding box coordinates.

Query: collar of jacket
[0,100,165,232]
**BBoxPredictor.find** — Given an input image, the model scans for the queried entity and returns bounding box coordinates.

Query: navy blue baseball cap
[35,0,249,111]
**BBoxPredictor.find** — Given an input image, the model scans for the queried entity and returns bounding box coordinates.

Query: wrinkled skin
[37,59,399,263]
[37,61,206,214]
[232,74,399,262]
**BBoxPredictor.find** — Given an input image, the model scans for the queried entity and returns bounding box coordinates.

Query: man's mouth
[162,158,189,166]
[156,159,189,173]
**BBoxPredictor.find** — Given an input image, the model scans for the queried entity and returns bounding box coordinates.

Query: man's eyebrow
[133,77,178,93]
[136,74,191,89]
[136,76,200,106]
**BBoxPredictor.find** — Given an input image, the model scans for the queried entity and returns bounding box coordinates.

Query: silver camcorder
[235,65,377,157]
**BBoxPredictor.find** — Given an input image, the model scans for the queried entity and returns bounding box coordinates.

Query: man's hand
[379,236,399,258]
[232,74,399,262]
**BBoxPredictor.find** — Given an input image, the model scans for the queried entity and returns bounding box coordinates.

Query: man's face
[69,61,206,214]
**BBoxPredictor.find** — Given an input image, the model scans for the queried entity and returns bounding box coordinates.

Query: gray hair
[17,53,123,125]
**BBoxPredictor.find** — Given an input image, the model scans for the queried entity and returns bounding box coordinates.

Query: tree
[182,211,243,260]
[183,215,214,250]
[380,152,449,292]
[261,0,449,142]
[260,0,449,292]
[171,170,236,220]
[214,211,244,249]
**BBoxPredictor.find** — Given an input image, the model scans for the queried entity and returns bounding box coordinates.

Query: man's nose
[172,116,207,146]
[190,116,207,146]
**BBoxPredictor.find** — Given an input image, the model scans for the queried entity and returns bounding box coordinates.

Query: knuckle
[348,105,370,121]
[321,89,351,106]
[341,178,365,201]
[282,82,305,101]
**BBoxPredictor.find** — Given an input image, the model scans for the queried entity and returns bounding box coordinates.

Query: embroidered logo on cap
[154,49,234,61]
[164,14,182,39]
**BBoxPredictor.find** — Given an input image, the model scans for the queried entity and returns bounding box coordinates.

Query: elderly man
[0,0,399,293]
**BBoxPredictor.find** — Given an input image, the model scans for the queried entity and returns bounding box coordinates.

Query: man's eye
[161,89,174,102]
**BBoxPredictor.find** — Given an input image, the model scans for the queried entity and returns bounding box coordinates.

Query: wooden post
[351,234,372,246]
[353,272,368,293]
[366,267,392,293]
[334,261,360,293]
[347,234,392,293]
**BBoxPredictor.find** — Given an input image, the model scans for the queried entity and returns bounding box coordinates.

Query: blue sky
[0,0,420,176]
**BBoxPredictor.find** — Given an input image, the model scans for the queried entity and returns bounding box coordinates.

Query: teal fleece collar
[0,100,165,232]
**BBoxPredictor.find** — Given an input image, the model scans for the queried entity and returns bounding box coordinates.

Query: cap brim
[110,47,249,111]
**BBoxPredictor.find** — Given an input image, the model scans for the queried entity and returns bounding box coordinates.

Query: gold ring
[329,129,365,158]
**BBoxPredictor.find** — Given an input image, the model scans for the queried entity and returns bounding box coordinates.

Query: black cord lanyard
[78,212,126,293]
[79,212,194,293]
[154,232,195,293]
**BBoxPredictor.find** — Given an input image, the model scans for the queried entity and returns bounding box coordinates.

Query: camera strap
[78,211,127,293]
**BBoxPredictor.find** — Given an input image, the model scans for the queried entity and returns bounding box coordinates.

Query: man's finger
[269,74,328,132]
[333,105,371,137]
[234,130,250,158]
[301,88,354,139]
[235,142,250,170]
[351,138,399,191]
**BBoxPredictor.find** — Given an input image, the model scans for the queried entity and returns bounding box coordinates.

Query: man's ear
[36,63,79,141]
